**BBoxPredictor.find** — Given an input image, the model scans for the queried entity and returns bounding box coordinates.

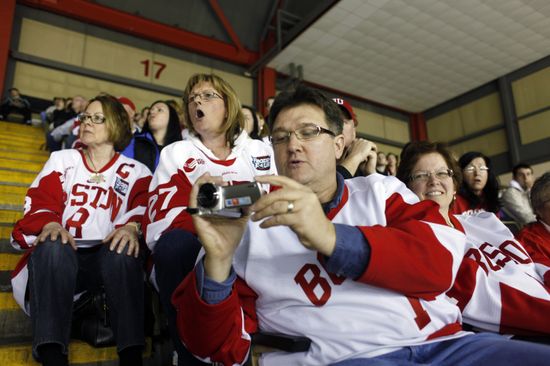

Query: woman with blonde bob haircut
[144,73,276,365]
[182,73,245,150]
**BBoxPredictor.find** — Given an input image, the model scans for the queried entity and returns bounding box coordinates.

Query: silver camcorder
[196,182,262,218]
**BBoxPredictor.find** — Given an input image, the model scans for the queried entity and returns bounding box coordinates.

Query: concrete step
[0,240,18,254]
[0,122,44,139]
[0,185,29,197]
[0,211,23,225]
[0,170,36,186]
[0,149,49,163]
[0,226,14,241]
[0,339,155,365]
[0,193,25,208]
[0,131,44,146]
[0,158,44,173]
[0,253,20,272]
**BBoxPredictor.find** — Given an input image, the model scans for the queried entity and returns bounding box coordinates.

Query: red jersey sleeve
[172,270,258,365]
[357,195,460,300]
[11,157,65,250]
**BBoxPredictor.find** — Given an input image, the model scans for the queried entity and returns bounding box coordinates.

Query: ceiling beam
[248,0,338,75]
[208,0,244,54]
[18,0,258,66]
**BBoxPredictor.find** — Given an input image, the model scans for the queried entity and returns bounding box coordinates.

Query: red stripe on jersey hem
[427,322,462,340]
[79,149,121,173]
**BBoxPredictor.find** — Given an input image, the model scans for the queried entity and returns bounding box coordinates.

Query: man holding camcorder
[173,84,550,366]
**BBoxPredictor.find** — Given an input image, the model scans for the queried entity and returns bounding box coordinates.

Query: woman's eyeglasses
[410,169,454,183]
[186,91,222,104]
[78,113,106,124]
[463,165,489,174]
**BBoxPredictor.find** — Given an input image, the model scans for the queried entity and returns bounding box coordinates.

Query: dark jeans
[28,239,145,358]
[0,104,31,122]
[153,229,207,366]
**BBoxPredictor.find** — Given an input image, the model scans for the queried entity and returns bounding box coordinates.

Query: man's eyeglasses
[410,169,454,183]
[78,113,106,124]
[270,124,336,145]
[186,91,222,104]
[463,165,489,174]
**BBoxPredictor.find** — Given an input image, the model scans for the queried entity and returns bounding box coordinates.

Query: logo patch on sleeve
[252,155,271,171]
[114,177,129,196]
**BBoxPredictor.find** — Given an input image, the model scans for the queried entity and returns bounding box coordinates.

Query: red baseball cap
[332,97,357,126]
[118,96,136,112]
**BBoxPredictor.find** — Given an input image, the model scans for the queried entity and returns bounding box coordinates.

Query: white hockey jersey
[10,149,152,313]
[144,131,276,251]
[447,212,550,335]
[175,174,471,366]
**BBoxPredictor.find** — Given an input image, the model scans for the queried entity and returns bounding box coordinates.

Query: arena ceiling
[29,0,550,113]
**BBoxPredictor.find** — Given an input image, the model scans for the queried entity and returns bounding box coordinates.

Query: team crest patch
[184,158,197,173]
[114,177,129,196]
[252,155,271,171]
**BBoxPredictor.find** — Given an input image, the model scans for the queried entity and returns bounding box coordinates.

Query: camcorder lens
[197,183,220,209]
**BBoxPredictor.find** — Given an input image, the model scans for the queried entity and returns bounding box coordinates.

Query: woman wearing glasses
[397,141,550,337]
[451,151,501,215]
[11,95,152,366]
[144,73,276,366]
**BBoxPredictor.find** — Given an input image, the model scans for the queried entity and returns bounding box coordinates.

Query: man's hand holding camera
[251,175,336,257]
[190,173,337,282]
[188,174,250,282]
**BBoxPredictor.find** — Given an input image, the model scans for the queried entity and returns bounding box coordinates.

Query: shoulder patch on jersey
[114,177,129,196]
[183,157,205,173]
[252,155,271,171]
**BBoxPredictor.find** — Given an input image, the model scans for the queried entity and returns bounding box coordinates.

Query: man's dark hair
[8,87,19,93]
[530,172,550,212]
[512,163,533,178]
[269,84,343,135]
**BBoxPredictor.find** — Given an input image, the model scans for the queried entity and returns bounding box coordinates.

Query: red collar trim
[79,149,120,173]
[207,156,237,166]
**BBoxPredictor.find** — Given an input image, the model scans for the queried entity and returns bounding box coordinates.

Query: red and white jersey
[517,221,550,276]
[144,131,276,251]
[447,212,550,335]
[175,174,470,366]
[10,149,151,312]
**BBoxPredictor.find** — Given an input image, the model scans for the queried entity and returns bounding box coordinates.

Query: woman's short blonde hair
[86,95,132,151]
[182,73,244,147]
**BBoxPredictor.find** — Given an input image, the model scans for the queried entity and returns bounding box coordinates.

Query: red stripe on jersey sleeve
[357,193,454,300]
[446,258,478,311]
[172,270,258,365]
[126,175,152,214]
[11,171,65,249]
[517,222,550,269]
[500,283,550,335]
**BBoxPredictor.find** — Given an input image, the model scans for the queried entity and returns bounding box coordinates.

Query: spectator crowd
[2,75,550,366]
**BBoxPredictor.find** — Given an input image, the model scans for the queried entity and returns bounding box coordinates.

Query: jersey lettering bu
[226,175,469,366]
[448,212,550,335]
[144,132,276,251]
[11,149,152,249]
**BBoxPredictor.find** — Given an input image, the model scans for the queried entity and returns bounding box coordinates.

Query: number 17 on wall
[140,59,167,79]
